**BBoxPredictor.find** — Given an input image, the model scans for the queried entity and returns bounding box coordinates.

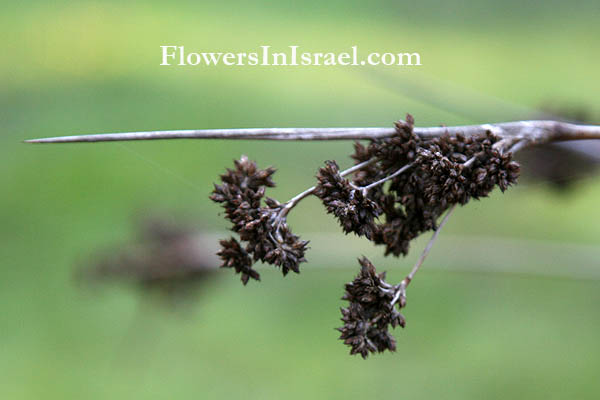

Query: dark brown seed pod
[338,257,406,359]
[211,156,308,282]
[217,237,259,285]
[315,161,382,239]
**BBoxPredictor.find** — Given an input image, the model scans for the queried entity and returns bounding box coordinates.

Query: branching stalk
[275,158,377,223]
[403,203,458,287]
[354,163,413,194]
[385,204,458,309]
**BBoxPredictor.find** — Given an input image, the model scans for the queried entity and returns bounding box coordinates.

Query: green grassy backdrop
[2,1,600,398]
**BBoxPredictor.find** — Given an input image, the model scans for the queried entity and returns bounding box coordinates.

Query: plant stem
[403,203,458,287]
[25,120,600,144]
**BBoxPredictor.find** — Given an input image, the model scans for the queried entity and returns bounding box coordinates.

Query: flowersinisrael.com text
[160,45,422,67]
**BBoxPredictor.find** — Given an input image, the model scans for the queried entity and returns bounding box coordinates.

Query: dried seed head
[217,237,259,285]
[211,156,308,282]
[338,257,406,359]
[348,115,520,257]
[315,161,382,239]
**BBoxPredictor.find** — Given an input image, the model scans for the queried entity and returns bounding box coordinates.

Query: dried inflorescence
[210,115,522,358]
[338,257,406,358]
[315,161,382,239]
[217,237,258,285]
[210,156,308,284]
[316,115,520,257]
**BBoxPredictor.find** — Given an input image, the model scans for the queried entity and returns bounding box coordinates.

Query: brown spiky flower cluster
[315,161,382,239]
[211,115,521,358]
[317,115,520,257]
[210,156,308,284]
[217,238,257,285]
[338,257,406,358]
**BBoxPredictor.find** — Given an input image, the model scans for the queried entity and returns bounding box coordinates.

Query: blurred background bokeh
[2,1,600,398]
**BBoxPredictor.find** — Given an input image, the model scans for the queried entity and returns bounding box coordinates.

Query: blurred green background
[2,1,600,398]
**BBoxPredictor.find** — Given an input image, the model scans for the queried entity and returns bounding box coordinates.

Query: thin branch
[356,163,413,192]
[25,120,600,144]
[403,203,458,287]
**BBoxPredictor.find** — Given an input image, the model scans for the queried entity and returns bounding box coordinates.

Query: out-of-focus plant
[79,215,218,304]
[517,104,599,190]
